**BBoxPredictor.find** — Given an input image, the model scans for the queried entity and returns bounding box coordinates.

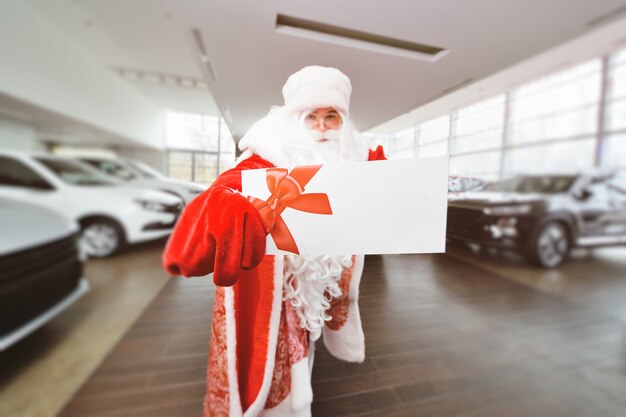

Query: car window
[126,160,162,179]
[0,156,53,189]
[83,159,137,181]
[35,157,117,186]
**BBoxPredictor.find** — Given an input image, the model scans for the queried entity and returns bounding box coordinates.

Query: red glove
[162,185,267,286]
[368,145,387,161]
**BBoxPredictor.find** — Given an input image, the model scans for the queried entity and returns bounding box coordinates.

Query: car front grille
[163,201,184,214]
[0,233,82,336]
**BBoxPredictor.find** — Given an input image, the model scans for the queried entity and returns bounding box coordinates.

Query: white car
[0,197,89,351]
[0,151,184,258]
[78,156,207,205]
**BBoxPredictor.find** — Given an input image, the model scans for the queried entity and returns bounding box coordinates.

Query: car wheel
[527,221,570,268]
[80,218,126,258]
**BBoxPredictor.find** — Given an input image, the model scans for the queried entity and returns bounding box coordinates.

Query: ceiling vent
[275,14,448,62]
[192,28,218,82]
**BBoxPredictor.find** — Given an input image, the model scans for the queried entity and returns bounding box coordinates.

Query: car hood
[448,191,547,208]
[160,178,207,190]
[111,185,184,205]
[0,197,78,255]
[129,178,207,192]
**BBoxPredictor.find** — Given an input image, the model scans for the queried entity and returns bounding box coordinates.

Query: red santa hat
[282,66,352,116]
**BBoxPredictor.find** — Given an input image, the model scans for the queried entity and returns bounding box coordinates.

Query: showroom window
[450,95,505,179]
[505,138,597,175]
[417,115,450,158]
[165,111,236,185]
[452,95,505,154]
[603,49,626,169]
[392,127,417,159]
[504,59,601,175]
[361,132,395,154]
[385,47,626,180]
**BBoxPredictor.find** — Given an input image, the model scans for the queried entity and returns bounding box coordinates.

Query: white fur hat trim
[282,66,352,116]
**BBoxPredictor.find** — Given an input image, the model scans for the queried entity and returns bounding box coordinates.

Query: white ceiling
[24,0,626,141]
[28,0,201,78]
[0,93,143,148]
[27,0,220,116]
[170,0,626,139]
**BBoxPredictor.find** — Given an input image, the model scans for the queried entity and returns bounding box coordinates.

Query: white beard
[311,139,341,163]
[283,254,353,341]
[303,128,342,163]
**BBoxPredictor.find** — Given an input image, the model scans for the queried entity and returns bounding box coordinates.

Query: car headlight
[135,199,167,212]
[487,217,519,239]
[483,204,532,216]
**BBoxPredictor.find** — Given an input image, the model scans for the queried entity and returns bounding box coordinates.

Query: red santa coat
[163,146,386,417]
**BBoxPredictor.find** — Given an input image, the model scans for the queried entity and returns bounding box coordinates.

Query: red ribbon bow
[248,165,332,255]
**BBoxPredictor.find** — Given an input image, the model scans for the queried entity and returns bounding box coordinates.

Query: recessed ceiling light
[275,14,448,62]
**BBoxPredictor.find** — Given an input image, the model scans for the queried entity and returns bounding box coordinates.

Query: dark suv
[446,171,626,267]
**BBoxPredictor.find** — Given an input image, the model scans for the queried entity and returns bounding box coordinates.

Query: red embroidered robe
[163,146,386,417]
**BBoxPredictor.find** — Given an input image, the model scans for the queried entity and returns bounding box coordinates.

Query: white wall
[0,117,45,151]
[0,2,165,150]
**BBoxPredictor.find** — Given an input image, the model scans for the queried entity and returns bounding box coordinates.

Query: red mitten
[162,185,267,286]
[368,145,387,161]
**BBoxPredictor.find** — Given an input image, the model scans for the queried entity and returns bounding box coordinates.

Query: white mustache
[306,129,341,141]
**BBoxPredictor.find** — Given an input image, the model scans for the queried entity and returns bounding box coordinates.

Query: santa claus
[163,65,386,417]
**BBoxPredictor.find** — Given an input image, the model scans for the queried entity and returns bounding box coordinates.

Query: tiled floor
[57,252,626,417]
[447,242,626,322]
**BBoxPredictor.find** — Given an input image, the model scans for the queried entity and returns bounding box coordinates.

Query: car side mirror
[573,188,592,200]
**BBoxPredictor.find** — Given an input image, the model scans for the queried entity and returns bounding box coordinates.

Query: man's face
[304,107,342,142]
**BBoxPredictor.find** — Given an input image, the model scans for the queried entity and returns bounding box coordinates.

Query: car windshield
[36,158,118,186]
[485,176,576,194]
[82,159,139,181]
[126,160,163,179]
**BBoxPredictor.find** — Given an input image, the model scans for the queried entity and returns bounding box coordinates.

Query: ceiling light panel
[275,14,448,62]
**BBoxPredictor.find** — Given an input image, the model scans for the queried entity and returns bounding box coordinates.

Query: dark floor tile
[312,388,399,417]
[312,358,379,382]
[148,366,207,388]
[313,360,452,400]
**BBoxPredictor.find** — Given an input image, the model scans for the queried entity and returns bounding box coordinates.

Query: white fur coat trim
[258,355,314,417]
[225,286,243,417]
[322,255,366,363]
[282,66,351,116]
